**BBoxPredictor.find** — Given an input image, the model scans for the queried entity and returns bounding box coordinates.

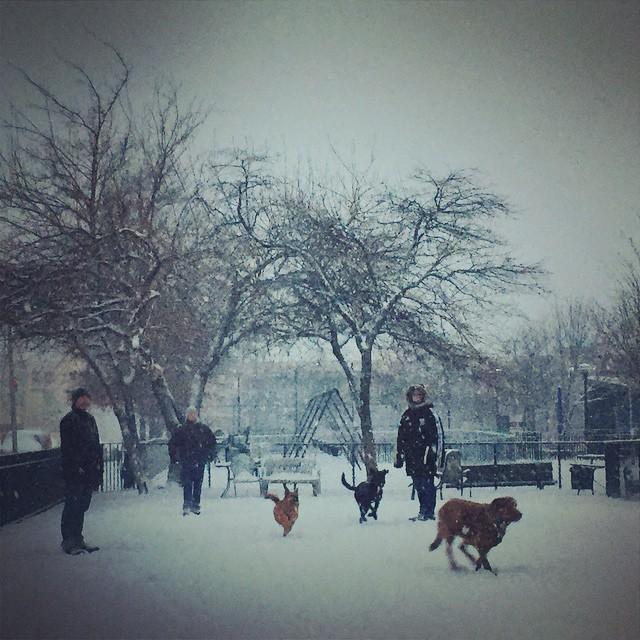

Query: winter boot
[191,504,201,515]
[409,513,434,522]
[79,540,100,552]
[61,539,85,555]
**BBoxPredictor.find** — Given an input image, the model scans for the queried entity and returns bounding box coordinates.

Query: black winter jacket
[60,407,103,488]
[396,402,438,476]
[168,421,217,467]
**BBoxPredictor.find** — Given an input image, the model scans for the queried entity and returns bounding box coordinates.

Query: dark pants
[181,463,205,508]
[61,483,94,543]
[412,472,436,517]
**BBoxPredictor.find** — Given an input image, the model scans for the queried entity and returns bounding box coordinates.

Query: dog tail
[341,472,355,492]
[429,535,442,552]
[265,493,280,503]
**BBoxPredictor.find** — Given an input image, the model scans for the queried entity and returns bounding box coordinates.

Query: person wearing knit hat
[394,384,439,521]
[59,387,103,554]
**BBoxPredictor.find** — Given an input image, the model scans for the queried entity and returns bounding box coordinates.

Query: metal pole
[236,375,241,433]
[582,371,588,438]
[294,367,299,430]
[557,440,562,489]
[629,386,634,436]
[7,328,18,453]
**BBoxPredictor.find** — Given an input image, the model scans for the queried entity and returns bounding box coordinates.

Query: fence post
[557,441,562,489]
[493,443,498,490]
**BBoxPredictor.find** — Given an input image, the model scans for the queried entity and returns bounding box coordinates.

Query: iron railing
[101,442,125,491]
[313,438,640,492]
[0,449,65,525]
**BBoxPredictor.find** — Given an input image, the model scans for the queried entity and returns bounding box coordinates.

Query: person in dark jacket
[168,407,217,516]
[395,384,439,521]
[60,388,103,554]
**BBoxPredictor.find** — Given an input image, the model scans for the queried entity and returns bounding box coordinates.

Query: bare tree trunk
[147,363,183,484]
[113,398,148,494]
[193,372,207,415]
[74,341,148,493]
[148,363,182,436]
[358,349,378,474]
[193,348,226,413]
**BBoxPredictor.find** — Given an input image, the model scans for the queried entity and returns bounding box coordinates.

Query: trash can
[570,464,597,495]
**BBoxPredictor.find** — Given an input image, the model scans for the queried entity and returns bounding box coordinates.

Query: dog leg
[446,537,460,571]
[459,543,477,567]
[480,554,497,575]
[359,504,368,523]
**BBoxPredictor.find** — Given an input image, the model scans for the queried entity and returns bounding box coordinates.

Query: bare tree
[232,169,541,471]
[185,154,284,412]
[0,49,211,490]
[598,239,640,392]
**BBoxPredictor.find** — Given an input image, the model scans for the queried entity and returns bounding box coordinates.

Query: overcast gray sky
[1,0,638,320]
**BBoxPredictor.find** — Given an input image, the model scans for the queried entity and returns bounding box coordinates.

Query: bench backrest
[465,462,553,483]
[262,457,318,476]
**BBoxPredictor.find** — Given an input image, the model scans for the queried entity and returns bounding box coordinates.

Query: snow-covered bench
[258,457,321,496]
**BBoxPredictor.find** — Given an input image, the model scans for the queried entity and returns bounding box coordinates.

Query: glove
[394,454,403,469]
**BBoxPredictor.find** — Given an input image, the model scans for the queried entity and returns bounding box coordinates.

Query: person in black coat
[395,384,439,521]
[60,388,103,554]
[168,407,217,516]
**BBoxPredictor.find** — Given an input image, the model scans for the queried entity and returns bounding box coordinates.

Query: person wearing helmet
[394,384,439,521]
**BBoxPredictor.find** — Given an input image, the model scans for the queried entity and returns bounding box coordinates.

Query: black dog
[341,469,389,523]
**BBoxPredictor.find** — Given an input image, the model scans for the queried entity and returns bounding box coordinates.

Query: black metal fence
[316,439,628,465]
[0,449,65,525]
[102,442,125,491]
[2,437,637,525]
[314,438,640,493]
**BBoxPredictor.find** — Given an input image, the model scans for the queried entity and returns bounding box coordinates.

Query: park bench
[446,461,555,496]
[258,457,321,496]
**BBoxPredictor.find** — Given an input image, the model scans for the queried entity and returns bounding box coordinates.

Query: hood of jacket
[405,384,432,409]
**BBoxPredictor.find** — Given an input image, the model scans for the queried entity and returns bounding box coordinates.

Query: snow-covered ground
[1,455,639,640]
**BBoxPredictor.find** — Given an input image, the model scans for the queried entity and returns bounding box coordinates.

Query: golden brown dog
[429,497,522,574]
[265,483,299,537]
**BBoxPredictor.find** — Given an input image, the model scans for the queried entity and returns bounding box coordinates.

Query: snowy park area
[1,454,638,640]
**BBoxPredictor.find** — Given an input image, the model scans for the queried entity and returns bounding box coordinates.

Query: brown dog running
[429,497,522,574]
[265,483,299,537]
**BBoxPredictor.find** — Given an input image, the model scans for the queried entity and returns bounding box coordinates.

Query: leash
[433,413,446,491]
